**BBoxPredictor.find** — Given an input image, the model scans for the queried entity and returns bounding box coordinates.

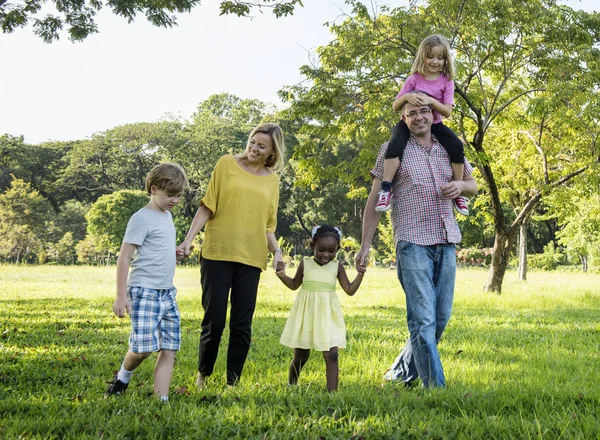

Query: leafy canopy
[0,0,303,42]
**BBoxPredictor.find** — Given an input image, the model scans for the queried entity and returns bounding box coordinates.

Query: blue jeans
[385,241,456,388]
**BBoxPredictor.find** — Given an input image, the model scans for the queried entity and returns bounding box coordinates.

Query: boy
[105,163,188,402]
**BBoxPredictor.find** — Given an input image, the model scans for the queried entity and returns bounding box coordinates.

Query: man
[355,100,478,388]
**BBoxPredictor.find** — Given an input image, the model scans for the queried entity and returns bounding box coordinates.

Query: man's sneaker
[375,190,392,212]
[453,196,469,216]
[105,376,129,396]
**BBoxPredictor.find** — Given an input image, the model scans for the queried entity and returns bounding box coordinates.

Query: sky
[0,0,597,145]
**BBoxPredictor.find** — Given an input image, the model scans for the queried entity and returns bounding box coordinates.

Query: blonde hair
[146,163,189,195]
[239,122,286,172]
[411,34,455,80]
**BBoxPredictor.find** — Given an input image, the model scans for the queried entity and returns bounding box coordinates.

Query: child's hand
[113,296,131,318]
[405,92,425,106]
[356,264,367,275]
[275,261,286,277]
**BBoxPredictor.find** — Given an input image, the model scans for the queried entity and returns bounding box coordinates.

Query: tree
[57,122,170,203]
[283,0,600,292]
[0,176,53,263]
[85,190,148,255]
[0,0,303,43]
[0,135,68,212]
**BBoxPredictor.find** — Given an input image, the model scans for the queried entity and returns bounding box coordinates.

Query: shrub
[456,247,493,267]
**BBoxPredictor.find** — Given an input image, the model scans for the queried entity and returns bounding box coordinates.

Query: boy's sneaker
[453,196,469,216]
[105,376,129,396]
[375,190,392,213]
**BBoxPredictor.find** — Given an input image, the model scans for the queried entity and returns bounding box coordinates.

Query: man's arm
[441,173,478,199]
[355,177,383,268]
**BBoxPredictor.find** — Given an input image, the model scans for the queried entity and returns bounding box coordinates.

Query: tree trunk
[518,222,527,281]
[484,228,518,293]
[580,255,588,273]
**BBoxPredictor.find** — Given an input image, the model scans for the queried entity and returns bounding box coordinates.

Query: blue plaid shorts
[127,286,181,353]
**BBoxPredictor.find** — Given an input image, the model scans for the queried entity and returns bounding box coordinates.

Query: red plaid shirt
[371,137,473,246]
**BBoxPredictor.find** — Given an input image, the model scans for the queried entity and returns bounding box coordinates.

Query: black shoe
[105,377,129,396]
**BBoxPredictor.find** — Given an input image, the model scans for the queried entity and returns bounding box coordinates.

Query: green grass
[1,265,599,439]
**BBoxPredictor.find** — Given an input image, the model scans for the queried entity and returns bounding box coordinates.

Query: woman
[178,122,285,387]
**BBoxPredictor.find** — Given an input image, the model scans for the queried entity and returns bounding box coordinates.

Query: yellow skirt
[280,289,346,351]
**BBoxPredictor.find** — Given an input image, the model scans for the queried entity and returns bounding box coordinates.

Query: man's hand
[113,296,131,318]
[440,181,465,199]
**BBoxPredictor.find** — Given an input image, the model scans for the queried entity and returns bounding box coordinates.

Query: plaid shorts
[127,286,181,353]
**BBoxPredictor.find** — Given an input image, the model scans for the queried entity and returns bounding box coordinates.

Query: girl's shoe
[453,196,469,215]
[375,190,392,212]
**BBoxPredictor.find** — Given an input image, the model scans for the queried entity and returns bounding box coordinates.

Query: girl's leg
[289,348,310,385]
[430,123,464,181]
[154,349,176,397]
[323,347,339,392]
[382,158,400,186]
[431,123,469,214]
[451,162,464,183]
[382,120,411,189]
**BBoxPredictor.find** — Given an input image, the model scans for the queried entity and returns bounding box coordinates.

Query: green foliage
[283,0,600,291]
[527,242,567,271]
[0,266,599,437]
[1,0,302,43]
[0,176,53,263]
[85,190,149,255]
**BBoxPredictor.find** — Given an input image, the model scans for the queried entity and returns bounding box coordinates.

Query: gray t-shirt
[123,207,176,289]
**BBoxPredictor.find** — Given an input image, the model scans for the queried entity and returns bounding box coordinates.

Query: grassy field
[1,265,599,439]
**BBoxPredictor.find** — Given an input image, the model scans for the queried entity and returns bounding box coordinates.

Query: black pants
[198,258,261,385]
[385,120,464,164]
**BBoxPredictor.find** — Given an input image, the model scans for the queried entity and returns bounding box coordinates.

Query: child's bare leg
[323,347,339,392]
[123,350,152,371]
[451,162,464,183]
[382,158,400,187]
[289,348,310,385]
[154,349,176,397]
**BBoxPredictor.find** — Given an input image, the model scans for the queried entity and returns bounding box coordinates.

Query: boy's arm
[114,242,136,318]
[276,259,304,291]
[337,262,365,296]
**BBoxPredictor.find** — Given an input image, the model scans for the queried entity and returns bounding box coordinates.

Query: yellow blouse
[201,154,279,270]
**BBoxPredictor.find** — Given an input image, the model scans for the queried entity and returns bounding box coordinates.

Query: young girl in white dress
[275,225,365,391]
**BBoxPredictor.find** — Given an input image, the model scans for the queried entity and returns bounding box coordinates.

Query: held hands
[176,240,195,261]
[355,245,370,272]
[275,260,286,278]
[113,295,131,318]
